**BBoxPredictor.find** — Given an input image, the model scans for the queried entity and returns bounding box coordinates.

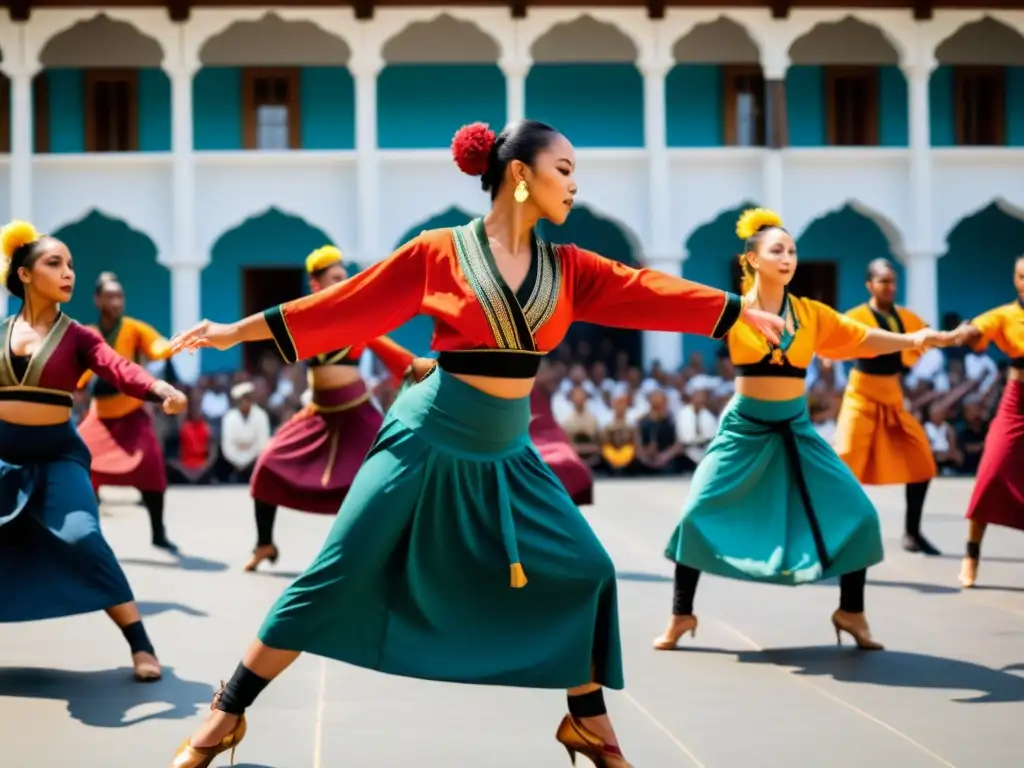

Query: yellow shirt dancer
[77,272,178,552]
[833,259,939,555]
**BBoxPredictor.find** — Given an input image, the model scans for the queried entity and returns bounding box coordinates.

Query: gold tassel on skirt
[510,563,528,588]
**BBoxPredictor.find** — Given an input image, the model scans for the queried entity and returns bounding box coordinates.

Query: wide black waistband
[0,387,74,407]
[734,362,807,379]
[437,350,542,379]
[1010,357,1024,370]
[854,352,905,376]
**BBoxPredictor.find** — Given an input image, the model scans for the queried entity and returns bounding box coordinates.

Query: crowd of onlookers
[71,330,1009,485]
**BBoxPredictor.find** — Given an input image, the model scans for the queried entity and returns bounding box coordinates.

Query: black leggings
[255,500,277,547]
[905,480,930,535]
[140,490,166,541]
[672,563,867,615]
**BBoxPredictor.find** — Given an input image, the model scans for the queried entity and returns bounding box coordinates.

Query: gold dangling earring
[514,180,529,204]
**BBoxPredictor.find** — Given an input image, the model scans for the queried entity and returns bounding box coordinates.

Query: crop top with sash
[728,291,876,378]
[844,303,927,376]
[969,299,1024,369]
[263,219,744,377]
[0,313,160,408]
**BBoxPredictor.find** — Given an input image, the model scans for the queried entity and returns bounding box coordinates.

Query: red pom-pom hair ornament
[451,122,496,177]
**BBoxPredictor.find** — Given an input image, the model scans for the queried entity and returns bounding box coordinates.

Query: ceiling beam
[8,0,31,22]
[167,0,190,22]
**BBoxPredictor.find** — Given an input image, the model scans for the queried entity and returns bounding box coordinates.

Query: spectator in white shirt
[676,388,719,469]
[220,382,272,482]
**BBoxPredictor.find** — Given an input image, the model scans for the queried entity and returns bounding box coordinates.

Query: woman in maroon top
[0,220,187,682]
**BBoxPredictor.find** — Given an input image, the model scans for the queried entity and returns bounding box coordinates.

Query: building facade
[0,5,1021,377]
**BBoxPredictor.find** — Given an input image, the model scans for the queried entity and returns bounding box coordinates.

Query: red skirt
[78,406,167,492]
[966,380,1024,531]
[529,389,594,506]
[250,380,383,514]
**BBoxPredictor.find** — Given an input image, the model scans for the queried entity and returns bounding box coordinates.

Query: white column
[760,48,789,214]
[641,58,672,254]
[500,59,528,126]
[903,54,938,325]
[163,30,203,382]
[642,254,685,373]
[352,49,382,263]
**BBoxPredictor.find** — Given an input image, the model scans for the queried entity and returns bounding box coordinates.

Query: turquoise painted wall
[40,68,170,152]
[930,66,1024,147]
[938,204,1024,335]
[192,67,355,151]
[665,65,722,147]
[49,210,171,332]
[202,208,333,372]
[526,64,643,147]
[377,65,504,149]
[786,65,907,147]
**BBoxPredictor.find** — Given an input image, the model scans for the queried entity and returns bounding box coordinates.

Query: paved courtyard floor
[2,478,1023,767]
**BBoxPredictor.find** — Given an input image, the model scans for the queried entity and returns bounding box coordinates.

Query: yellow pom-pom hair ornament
[305,245,343,275]
[735,208,784,242]
[0,220,41,286]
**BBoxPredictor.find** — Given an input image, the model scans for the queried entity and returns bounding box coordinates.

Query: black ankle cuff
[568,689,606,718]
[215,663,271,716]
[121,621,155,655]
[966,541,981,560]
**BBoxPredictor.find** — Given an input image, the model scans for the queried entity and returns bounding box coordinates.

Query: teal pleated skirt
[258,367,623,690]
[665,395,883,585]
[0,421,135,622]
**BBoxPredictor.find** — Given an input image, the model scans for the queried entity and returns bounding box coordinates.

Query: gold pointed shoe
[133,651,162,682]
[831,610,884,651]
[170,715,247,768]
[555,714,633,767]
[652,615,698,650]
[243,544,279,572]
[959,556,978,588]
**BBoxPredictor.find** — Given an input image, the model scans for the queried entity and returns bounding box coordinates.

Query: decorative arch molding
[787,14,903,66]
[51,208,170,330]
[672,16,761,64]
[684,200,760,255]
[933,15,1024,66]
[44,207,168,263]
[795,199,908,262]
[207,205,335,260]
[517,9,649,67]
[392,205,479,248]
[378,11,504,65]
[26,8,174,72]
[198,12,351,67]
[530,15,638,64]
[940,196,1024,246]
[540,203,645,268]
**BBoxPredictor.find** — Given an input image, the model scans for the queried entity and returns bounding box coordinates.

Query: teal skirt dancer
[658,395,885,650]
[0,421,136,622]
[258,367,622,689]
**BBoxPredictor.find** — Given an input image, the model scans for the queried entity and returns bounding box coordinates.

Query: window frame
[954,65,1006,147]
[242,67,301,151]
[825,66,879,147]
[84,68,140,153]
[722,64,767,147]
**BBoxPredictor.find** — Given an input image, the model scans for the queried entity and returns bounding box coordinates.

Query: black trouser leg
[904,480,930,536]
[672,564,701,615]
[255,500,277,548]
[839,568,866,613]
[140,490,170,545]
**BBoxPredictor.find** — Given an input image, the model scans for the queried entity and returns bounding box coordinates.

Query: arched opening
[787,17,905,147]
[939,202,1024,331]
[931,18,1024,147]
[195,14,353,151]
[527,16,642,147]
[35,14,168,153]
[51,210,170,330]
[667,17,763,147]
[378,15,503,148]
[539,204,642,368]
[383,206,479,357]
[203,208,333,372]
[683,202,757,362]
[796,203,905,311]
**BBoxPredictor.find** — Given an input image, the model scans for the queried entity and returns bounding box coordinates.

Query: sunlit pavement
[2,478,1022,767]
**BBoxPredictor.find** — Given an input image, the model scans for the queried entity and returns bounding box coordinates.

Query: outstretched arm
[949,306,1008,351]
[569,246,782,343]
[365,337,417,383]
[816,301,944,360]
[76,326,184,412]
[171,238,428,361]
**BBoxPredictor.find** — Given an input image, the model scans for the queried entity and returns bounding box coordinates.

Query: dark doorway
[243,267,305,371]
[730,260,838,308]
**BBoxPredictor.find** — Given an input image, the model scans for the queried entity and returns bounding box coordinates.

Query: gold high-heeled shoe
[831,609,884,651]
[555,714,633,767]
[959,556,978,588]
[652,614,698,650]
[170,683,248,768]
[243,544,279,572]
[133,651,162,682]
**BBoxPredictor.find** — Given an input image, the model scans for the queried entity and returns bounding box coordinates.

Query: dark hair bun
[451,122,496,177]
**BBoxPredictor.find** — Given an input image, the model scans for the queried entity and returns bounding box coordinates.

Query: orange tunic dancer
[77,273,178,552]
[834,258,938,555]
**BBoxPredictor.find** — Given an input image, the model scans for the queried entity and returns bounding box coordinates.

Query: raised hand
[169,320,240,355]
[908,328,953,349]
[151,381,188,415]
[740,305,785,346]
